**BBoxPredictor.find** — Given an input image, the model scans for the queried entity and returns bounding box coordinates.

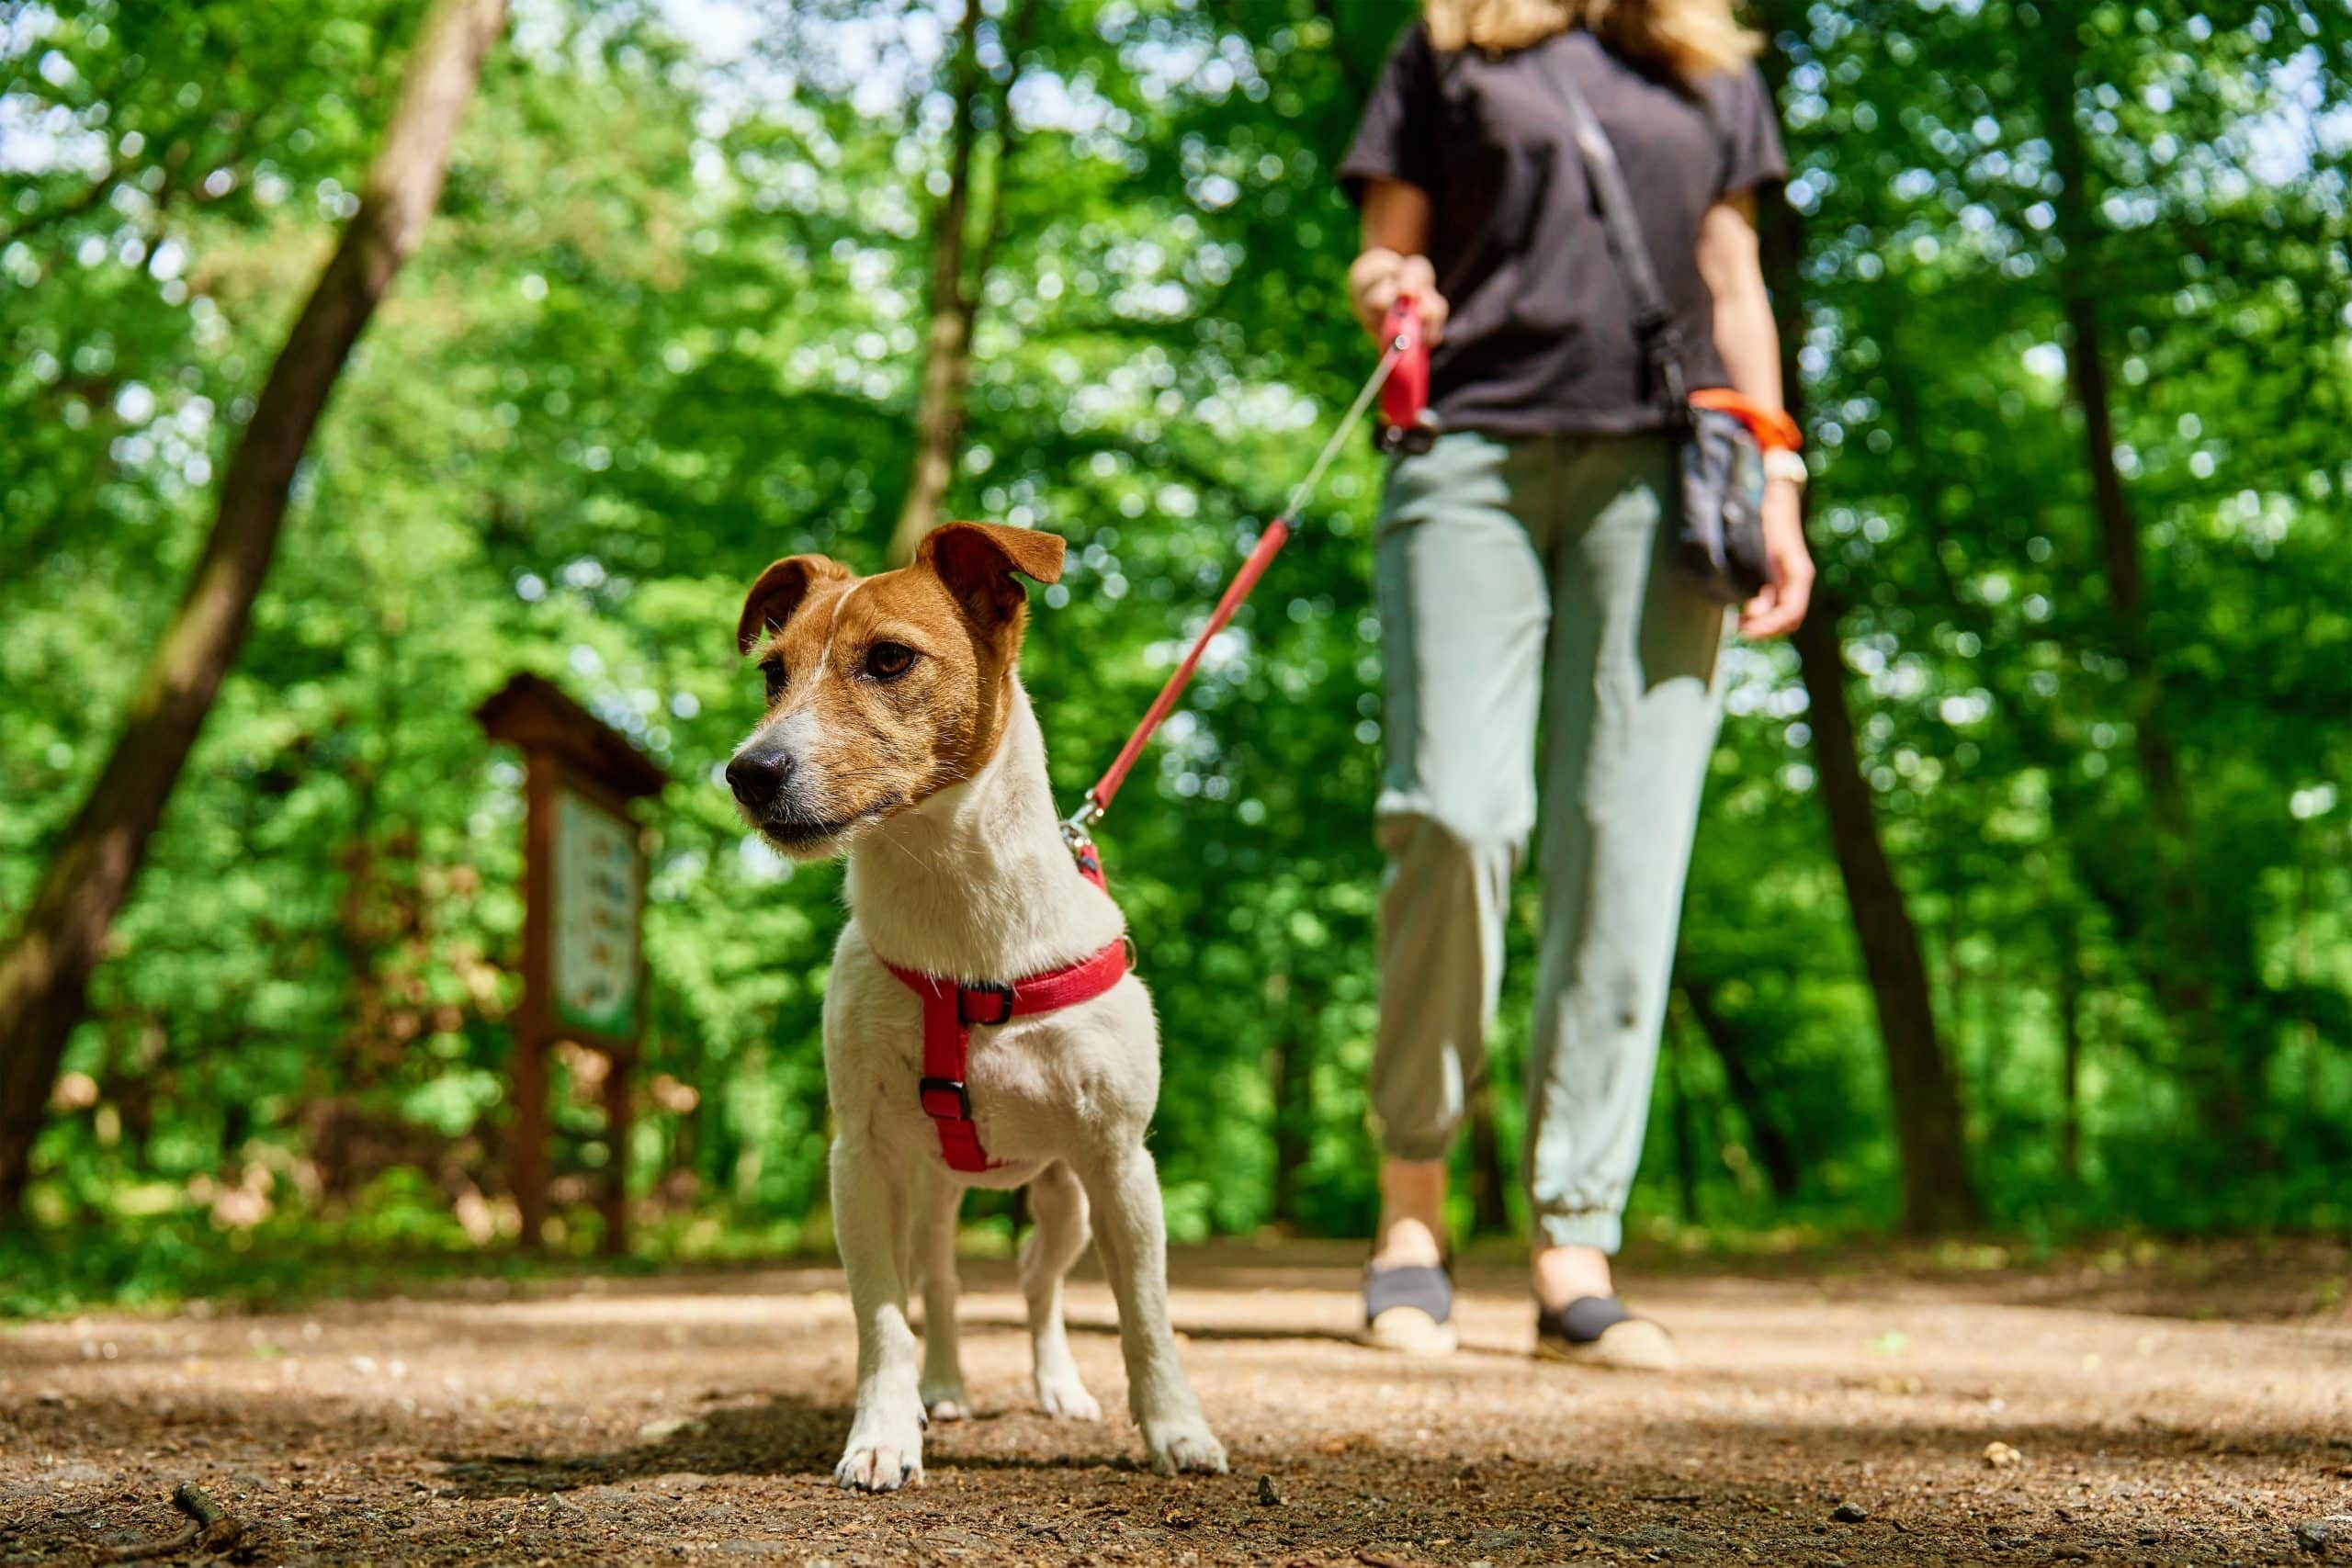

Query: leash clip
[1059,794,1104,860]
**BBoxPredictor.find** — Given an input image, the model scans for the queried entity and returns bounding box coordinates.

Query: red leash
[1067,299,1430,840]
[886,305,1428,1176]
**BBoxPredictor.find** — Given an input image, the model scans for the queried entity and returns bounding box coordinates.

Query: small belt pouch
[1674,400,1771,604]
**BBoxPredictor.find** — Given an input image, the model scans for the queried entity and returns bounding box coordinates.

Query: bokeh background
[4,0,2348,1311]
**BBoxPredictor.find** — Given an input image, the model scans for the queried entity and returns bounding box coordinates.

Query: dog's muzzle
[725,744,795,816]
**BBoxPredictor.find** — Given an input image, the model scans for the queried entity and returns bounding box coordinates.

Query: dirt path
[4,1243,2348,1564]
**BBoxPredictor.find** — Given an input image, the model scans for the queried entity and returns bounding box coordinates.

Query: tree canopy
[2,0,2346,1303]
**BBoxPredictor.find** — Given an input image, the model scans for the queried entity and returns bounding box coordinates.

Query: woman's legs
[1368,432,1553,1269]
[1523,435,1727,1310]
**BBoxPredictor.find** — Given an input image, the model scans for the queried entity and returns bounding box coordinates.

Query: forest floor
[3,1238,2348,1566]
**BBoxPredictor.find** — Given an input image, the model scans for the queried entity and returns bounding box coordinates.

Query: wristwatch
[1762,448,1809,489]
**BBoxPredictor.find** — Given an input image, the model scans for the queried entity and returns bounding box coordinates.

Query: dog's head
[724,522,1066,858]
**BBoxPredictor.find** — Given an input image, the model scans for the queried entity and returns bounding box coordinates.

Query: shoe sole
[1362,1308,1458,1357]
[1533,1317,1679,1371]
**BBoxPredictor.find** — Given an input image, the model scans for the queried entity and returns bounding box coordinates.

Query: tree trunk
[2035,30,2265,1144]
[886,1,1031,564]
[1790,607,1981,1232]
[885,2,981,564]
[1667,1021,1702,1224]
[1747,100,1982,1233]
[2057,912,2085,1181]
[0,0,507,1223]
[1464,1082,1512,1235]
[1676,976,1801,1201]
[1268,1023,1314,1228]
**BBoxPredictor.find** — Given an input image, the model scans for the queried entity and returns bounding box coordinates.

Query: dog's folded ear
[738,554,851,654]
[918,522,1067,626]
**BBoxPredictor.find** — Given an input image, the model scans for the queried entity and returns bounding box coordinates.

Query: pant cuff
[1535,1207,1623,1254]
[1378,1127,1456,1164]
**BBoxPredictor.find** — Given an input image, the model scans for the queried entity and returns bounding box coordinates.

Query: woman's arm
[1698,193,1813,638]
[1348,178,1451,343]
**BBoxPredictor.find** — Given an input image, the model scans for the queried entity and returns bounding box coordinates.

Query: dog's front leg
[831,1136,926,1491]
[1076,1142,1227,1476]
[910,1160,970,1421]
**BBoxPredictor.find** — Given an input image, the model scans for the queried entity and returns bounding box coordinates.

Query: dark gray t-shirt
[1340,25,1788,436]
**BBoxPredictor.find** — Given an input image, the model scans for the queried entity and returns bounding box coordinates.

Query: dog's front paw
[1033,1363,1101,1422]
[1141,1415,1227,1477]
[835,1437,922,1492]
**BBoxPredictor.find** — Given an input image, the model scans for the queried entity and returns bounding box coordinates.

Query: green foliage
[3,0,2348,1308]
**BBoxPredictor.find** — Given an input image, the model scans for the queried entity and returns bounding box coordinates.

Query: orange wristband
[1690,389,1802,452]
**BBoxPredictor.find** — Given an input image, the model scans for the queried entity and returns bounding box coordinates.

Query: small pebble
[1983,1441,2024,1470]
[2294,1519,2332,1556]
[1257,1474,1284,1506]
[1831,1503,1870,1524]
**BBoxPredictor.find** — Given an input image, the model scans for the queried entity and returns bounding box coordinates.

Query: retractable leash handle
[1063,303,1419,855]
[1376,295,1433,452]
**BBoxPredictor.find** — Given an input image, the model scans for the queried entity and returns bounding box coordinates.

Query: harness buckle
[956,982,1016,1028]
[919,1077,974,1122]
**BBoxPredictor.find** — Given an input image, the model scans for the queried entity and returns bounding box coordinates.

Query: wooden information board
[476,673,666,1252]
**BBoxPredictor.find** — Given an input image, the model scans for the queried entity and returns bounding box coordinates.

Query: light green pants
[1372,430,1727,1254]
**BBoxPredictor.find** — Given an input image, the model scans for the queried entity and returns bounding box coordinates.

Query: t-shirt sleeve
[1339,23,1442,204]
[1709,63,1789,199]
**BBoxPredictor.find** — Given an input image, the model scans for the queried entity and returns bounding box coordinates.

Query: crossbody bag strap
[1534,41,1690,415]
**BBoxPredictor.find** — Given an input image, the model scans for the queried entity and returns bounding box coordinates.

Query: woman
[1340,0,1812,1366]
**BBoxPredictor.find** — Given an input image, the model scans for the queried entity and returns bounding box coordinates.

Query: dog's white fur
[816,681,1226,1491]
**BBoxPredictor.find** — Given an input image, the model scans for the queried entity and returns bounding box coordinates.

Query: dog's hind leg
[910,1161,971,1421]
[1075,1143,1227,1476]
[1021,1161,1101,1420]
[831,1136,926,1492]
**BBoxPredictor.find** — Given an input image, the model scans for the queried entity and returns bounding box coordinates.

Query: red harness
[879,846,1126,1173]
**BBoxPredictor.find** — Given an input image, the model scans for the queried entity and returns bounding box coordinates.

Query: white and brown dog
[725,522,1226,1492]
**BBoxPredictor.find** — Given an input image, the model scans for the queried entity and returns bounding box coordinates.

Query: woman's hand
[1349,248,1450,344]
[1738,479,1814,639]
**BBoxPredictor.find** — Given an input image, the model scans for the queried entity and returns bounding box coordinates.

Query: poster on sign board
[551,785,642,1039]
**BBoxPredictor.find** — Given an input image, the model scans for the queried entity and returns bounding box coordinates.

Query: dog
[725,521,1227,1493]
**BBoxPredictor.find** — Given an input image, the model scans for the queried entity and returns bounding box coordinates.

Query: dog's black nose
[726,747,793,813]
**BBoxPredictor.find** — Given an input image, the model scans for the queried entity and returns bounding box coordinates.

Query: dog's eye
[865,641,917,681]
[759,658,786,703]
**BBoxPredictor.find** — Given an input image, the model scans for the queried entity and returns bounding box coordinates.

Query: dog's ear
[916,522,1066,627]
[738,555,850,654]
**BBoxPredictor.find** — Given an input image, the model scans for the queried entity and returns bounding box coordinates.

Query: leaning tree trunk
[0,0,508,1223]
[1749,11,1982,1230]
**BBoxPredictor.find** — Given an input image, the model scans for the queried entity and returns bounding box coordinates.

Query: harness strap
[880,857,1125,1173]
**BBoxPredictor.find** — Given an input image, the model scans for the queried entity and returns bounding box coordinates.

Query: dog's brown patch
[733,523,1065,843]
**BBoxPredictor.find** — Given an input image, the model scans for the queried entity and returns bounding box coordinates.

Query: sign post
[476,674,666,1253]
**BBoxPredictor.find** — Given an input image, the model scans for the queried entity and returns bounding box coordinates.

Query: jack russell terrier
[725,522,1227,1492]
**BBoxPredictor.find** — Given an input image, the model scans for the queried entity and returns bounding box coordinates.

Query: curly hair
[1422,0,1759,81]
